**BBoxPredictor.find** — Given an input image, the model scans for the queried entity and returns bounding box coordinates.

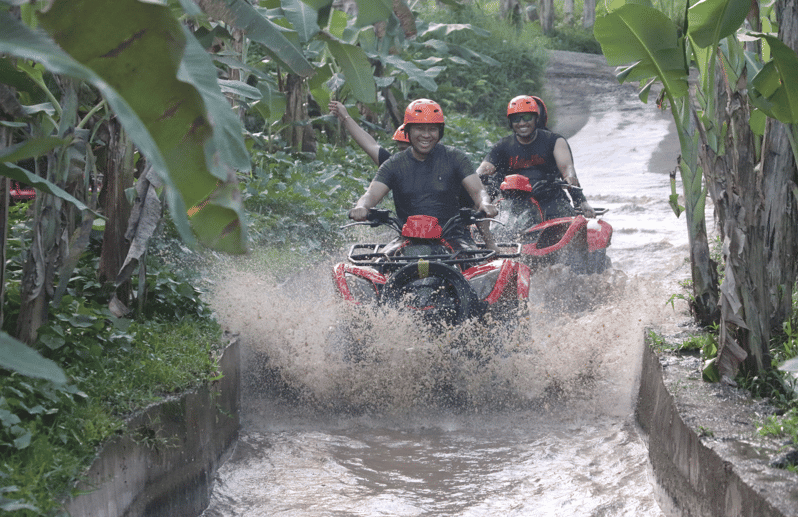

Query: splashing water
[202,64,694,516]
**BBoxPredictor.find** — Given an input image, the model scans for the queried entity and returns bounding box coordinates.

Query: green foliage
[407,3,548,126]
[546,25,602,54]
[759,408,798,445]
[0,210,222,514]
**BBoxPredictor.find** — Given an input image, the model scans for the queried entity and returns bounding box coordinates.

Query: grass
[1,207,224,515]
[662,274,798,469]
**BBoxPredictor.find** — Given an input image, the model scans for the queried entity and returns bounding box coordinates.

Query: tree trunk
[583,0,596,29]
[709,0,798,380]
[284,73,317,154]
[564,0,574,25]
[500,0,520,20]
[675,101,720,327]
[98,120,134,306]
[539,0,554,34]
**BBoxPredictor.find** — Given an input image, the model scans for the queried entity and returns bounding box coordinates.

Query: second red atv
[487,174,613,274]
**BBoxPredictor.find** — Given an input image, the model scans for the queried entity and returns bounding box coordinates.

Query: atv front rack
[347,242,522,270]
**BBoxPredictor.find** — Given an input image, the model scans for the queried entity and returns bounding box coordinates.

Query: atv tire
[381,262,480,325]
[587,250,612,274]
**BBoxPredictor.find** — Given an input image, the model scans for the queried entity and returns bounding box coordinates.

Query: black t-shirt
[377,147,391,166]
[485,129,563,185]
[374,144,475,224]
[377,146,476,212]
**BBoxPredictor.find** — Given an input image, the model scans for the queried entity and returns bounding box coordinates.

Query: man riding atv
[476,95,595,221]
[348,98,497,252]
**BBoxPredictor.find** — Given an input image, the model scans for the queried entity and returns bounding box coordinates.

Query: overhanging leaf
[195,0,314,77]
[218,79,263,99]
[419,22,490,39]
[687,0,751,49]
[324,38,376,103]
[282,0,320,43]
[1,162,98,216]
[749,33,798,124]
[0,331,67,384]
[594,1,688,99]
[354,0,392,27]
[0,136,68,163]
[37,0,249,253]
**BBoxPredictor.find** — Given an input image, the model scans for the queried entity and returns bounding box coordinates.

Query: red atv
[488,174,613,274]
[9,181,35,203]
[332,208,530,326]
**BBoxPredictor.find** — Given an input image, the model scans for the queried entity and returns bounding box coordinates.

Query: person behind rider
[329,100,409,166]
[476,95,595,220]
[348,98,497,251]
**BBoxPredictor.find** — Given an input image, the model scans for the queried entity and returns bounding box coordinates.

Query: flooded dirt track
[202,50,694,516]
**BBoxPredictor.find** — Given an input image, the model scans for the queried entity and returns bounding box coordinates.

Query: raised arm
[329,101,383,166]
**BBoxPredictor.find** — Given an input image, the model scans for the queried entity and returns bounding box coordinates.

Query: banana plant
[596,0,798,379]
[594,0,719,326]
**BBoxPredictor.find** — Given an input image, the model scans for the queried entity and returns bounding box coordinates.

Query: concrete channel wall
[62,339,240,517]
[62,334,798,516]
[637,343,798,517]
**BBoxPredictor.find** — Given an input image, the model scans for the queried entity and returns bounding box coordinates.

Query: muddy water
[202,61,695,516]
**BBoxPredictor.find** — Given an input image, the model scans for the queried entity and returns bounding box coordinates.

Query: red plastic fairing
[464,259,516,304]
[332,263,386,303]
[521,215,588,256]
[587,220,613,252]
[10,182,35,201]
[516,262,530,299]
[500,174,532,192]
[401,215,442,238]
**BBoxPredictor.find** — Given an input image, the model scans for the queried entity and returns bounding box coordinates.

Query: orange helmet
[507,95,540,117]
[392,124,410,143]
[404,99,445,125]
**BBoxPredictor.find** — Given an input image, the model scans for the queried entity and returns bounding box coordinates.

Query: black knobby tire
[587,249,612,274]
[381,262,480,325]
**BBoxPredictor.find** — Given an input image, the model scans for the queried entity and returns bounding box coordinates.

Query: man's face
[510,112,537,139]
[408,124,441,159]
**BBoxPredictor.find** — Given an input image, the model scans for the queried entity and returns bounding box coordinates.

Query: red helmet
[404,99,445,125]
[393,124,410,143]
[507,95,540,117]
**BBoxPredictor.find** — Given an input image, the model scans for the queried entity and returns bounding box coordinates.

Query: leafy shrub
[408,3,548,126]
[546,25,602,53]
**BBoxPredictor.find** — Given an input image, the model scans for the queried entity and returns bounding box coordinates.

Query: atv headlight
[346,273,379,304]
[468,268,502,300]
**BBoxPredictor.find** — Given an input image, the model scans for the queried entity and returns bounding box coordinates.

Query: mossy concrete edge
[637,342,798,516]
[63,336,240,517]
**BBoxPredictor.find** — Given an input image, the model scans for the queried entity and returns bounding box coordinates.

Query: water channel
[201,52,698,516]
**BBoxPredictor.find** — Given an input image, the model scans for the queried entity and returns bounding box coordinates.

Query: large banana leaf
[687,0,751,49]
[195,0,314,77]
[593,0,689,100]
[281,0,321,43]
[749,33,798,124]
[354,0,392,27]
[322,37,377,103]
[0,331,66,384]
[31,0,249,253]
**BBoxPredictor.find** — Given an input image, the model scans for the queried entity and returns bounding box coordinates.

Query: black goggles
[509,113,536,124]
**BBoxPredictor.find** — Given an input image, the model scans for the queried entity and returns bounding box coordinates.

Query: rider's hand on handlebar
[348,206,370,221]
[478,202,498,219]
[580,200,596,218]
